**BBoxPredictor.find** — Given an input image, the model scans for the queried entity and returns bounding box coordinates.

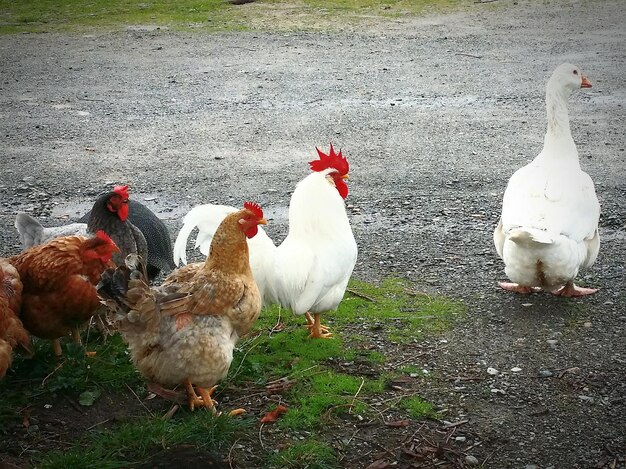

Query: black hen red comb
[113,185,129,199]
[309,143,349,176]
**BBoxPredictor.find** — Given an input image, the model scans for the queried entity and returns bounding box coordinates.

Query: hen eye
[573,70,578,75]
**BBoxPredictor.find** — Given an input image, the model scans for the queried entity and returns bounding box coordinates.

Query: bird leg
[147,382,185,404]
[52,339,62,357]
[498,282,539,294]
[305,312,333,339]
[551,282,598,297]
[71,326,82,345]
[185,379,218,412]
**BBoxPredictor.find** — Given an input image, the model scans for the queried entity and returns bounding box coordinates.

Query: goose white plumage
[493,63,600,296]
[173,145,358,337]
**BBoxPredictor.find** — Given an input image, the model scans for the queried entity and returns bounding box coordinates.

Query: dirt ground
[0,0,625,467]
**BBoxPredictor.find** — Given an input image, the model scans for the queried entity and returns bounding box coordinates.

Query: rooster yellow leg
[551,282,598,297]
[304,312,333,339]
[184,379,218,412]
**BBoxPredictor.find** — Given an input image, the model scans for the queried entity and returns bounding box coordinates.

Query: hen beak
[342,174,350,180]
[580,75,592,88]
[258,218,268,225]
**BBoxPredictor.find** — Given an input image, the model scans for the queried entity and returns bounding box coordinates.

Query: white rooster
[173,145,358,338]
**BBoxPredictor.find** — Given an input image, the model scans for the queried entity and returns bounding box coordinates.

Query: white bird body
[173,147,357,335]
[268,169,358,316]
[494,63,600,295]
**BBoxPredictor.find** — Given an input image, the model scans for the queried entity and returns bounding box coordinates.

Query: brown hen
[9,231,119,356]
[98,202,266,411]
[0,258,30,378]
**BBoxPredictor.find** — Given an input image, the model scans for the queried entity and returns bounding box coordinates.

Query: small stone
[583,321,592,328]
[546,339,558,347]
[465,455,479,465]
[521,303,533,307]
[578,395,594,403]
[525,465,538,469]
[487,367,499,375]
[490,388,506,394]
[511,367,522,372]
[538,370,553,378]
[455,436,467,442]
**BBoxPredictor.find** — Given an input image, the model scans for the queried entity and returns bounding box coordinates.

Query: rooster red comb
[113,185,129,199]
[244,201,264,219]
[309,144,349,176]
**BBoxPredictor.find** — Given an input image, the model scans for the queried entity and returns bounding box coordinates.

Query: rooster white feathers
[173,145,358,337]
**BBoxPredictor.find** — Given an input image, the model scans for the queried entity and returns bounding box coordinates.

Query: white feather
[172,168,358,316]
[494,63,600,291]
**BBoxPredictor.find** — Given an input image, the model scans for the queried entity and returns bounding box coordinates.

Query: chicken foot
[185,380,218,412]
[305,312,333,339]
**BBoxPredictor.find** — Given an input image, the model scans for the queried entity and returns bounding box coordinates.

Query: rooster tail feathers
[172,209,201,267]
[173,204,238,266]
[14,212,44,249]
[508,228,555,247]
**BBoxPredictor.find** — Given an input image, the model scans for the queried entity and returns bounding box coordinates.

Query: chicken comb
[95,230,115,245]
[309,143,349,176]
[243,201,264,219]
[113,185,130,199]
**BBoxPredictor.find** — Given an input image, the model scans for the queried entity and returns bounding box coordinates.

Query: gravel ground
[1,0,625,467]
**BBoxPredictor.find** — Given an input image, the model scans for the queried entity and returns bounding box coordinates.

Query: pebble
[546,339,558,347]
[455,436,467,442]
[465,455,479,465]
[487,367,499,375]
[511,366,522,372]
[538,370,553,377]
[525,465,538,469]
[578,395,594,403]
[490,388,506,394]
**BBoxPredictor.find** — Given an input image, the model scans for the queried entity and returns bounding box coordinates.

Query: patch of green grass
[338,278,465,343]
[38,411,244,469]
[0,0,463,34]
[266,439,338,469]
[0,332,141,427]
[398,395,437,420]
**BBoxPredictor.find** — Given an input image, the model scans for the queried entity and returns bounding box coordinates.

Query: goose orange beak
[580,75,592,88]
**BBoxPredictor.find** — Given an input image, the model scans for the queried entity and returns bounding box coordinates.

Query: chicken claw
[305,312,333,339]
[185,380,218,412]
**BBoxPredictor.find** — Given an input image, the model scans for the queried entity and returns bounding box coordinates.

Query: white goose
[493,63,600,297]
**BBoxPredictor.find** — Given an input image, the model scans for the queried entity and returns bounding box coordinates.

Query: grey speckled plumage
[81,199,176,278]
